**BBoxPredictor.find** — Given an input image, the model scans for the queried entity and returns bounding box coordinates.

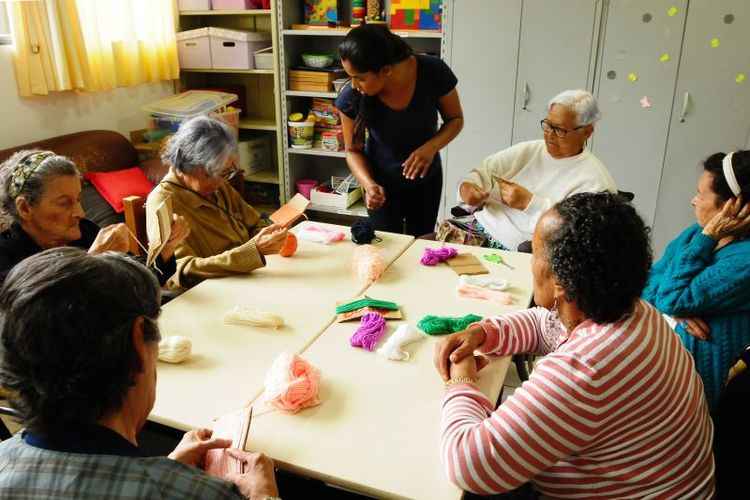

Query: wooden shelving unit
[177,2,285,208]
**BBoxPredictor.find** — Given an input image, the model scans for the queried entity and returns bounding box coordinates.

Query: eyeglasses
[220,166,239,181]
[540,119,585,138]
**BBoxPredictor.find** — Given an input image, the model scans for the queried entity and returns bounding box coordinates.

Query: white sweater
[460,140,617,249]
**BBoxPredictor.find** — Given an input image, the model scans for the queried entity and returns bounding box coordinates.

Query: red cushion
[83,167,154,213]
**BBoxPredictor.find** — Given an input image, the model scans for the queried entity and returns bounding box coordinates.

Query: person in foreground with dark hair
[335,24,463,236]
[434,192,715,498]
[0,248,279,500]
[643,150,750,412]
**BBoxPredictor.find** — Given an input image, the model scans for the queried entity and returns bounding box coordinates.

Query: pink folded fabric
[457,281,514,305]
[296,224,346,244]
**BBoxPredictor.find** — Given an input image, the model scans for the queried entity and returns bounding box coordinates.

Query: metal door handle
[522,82,530,111]
[679,92,690,123]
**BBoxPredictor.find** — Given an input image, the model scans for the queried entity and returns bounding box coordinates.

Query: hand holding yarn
[262,352,321,413]
[420,247,458,266]
[158,336,192,363]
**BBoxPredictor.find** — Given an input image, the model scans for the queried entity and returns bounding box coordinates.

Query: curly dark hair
[0,248,161,436]
[544,192,653,324]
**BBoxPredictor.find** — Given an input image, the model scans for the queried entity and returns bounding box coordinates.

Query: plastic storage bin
[178,0,210,11]
[254,46,274,70]
[209,28,271,70]
[177,28,212,69]
[212,0,262,9]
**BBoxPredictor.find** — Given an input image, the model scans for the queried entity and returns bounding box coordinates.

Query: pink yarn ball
[263,353,321,413]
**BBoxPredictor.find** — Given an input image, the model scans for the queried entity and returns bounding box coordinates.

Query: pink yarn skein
[350,312,387,351]
[263,352,321,413]
[420,247,458,266]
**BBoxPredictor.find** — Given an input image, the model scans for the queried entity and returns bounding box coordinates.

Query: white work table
[150,222,414,431]
[246,240,534,500]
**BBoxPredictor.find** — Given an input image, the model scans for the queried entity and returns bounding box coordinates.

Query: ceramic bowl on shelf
[301,53,334,68]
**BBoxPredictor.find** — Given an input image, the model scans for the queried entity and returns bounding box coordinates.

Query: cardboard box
[238,137,272,175]
[310,185,362,209]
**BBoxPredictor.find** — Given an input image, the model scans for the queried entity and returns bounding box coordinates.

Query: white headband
[722,152,742,197]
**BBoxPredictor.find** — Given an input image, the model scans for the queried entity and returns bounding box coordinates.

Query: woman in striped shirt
[434,192,715,498]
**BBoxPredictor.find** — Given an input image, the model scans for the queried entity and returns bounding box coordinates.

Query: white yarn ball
[158,336,192,364]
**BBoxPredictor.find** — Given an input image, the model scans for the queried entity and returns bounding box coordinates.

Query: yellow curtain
[10,0,179,97]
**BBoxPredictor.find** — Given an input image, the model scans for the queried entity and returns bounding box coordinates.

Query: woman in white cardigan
[456,89,617,250]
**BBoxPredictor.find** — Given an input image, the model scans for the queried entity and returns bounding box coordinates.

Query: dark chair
[714,344,750,498]
[0,405,21,441]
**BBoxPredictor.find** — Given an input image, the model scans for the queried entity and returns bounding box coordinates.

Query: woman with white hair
[450,89,617,250]
[147,116,287,289]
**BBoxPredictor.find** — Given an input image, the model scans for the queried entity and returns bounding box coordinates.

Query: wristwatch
[445,376,478,387]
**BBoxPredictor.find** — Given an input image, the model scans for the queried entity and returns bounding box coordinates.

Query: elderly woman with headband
[147,116,287,289]
[0,150,188,285]
[643,150,750,411]
[450,89,617,250]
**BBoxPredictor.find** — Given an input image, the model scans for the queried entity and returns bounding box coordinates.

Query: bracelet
[445,376,478,387]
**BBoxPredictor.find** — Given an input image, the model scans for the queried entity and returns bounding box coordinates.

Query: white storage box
[238,137,272,175]
[176,28,211,69]
[254,46,274,70]
[178,0,210,11]
[209,28,271,70]
[310,186,362,209]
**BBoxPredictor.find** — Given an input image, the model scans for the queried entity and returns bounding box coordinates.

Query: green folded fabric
[335,297,400,314]
[417,314,483,335]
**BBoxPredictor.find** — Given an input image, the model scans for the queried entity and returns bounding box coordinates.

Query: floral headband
[8,151,55,199]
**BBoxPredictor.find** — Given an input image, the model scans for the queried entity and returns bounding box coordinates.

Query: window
[0,4,11,46]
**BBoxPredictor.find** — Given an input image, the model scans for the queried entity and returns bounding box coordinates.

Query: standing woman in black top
[335,24,464,236]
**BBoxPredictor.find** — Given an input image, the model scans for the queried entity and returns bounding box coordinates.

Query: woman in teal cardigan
[643,150,750,411]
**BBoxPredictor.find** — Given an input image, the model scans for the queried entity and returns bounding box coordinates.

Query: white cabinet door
[652,0,750,254]
[442,0,522,212]
[512,0,600,144]
[592,0,688,226]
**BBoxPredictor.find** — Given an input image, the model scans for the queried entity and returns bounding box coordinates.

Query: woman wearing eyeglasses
[455,89,617,250]
[146,116,288,289]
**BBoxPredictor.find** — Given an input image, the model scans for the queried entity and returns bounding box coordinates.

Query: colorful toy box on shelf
[389,0,442,30]
[304,0,350,26]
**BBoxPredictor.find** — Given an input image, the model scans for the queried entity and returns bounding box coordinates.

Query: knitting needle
[238,406,253,474]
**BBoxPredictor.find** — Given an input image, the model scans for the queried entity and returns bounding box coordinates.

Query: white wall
[0,46,174,150]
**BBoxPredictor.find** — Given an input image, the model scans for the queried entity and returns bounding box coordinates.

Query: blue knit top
[643,223,750,411]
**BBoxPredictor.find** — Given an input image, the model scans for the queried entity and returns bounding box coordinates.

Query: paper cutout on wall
[667,6,678,17]
[628,72,638,83]
[640,96,652,108]
[659,53,671,63]
[710,38,720,48]
[736,73,747,84]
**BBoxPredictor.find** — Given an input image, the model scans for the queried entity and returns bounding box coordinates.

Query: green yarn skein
[417,314,483,335]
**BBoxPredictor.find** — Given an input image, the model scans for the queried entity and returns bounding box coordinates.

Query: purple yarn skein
[420,247,458,266]
[350,312,387,351]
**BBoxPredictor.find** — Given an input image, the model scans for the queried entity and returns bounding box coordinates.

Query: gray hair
[0,247,161,434]
[0,150,79,222]
[161,115,237,177]
[548,89,601,127]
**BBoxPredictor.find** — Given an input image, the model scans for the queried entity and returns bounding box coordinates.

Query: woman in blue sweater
[643,150,750,411]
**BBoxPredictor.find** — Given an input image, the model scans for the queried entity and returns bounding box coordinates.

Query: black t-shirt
[335,55,458,185]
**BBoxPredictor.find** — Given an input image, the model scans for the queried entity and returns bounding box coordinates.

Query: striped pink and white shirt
[441,300,715,498]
